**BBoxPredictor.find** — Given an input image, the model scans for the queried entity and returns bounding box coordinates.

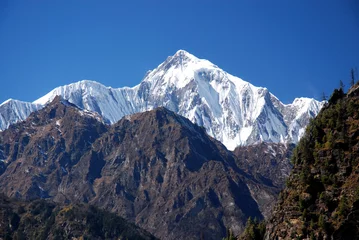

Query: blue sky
[0,0,358,104]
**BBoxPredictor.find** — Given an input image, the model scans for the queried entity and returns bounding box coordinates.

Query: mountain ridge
[0,50,324,149]
[0,96,281,240]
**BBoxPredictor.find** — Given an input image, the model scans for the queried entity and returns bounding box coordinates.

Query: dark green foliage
[338,196,350,217]
[267,82,359,239]
[318,215,326,230]
[239,217,266,240]
[222,229,236,240]
[0,194,157,240]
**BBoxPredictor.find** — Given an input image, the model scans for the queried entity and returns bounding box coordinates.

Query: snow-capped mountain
[0,99,43,130]
[1,50,324,150]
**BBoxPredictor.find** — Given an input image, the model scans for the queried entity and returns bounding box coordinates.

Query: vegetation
[221,217,265,240]
[239,217,266,240]
[269,79,359,239]
[0,194,157,240]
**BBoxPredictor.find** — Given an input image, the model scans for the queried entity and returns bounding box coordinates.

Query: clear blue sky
[0,0,358,104]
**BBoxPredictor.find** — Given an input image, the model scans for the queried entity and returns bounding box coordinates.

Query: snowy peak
[0,99,43,130]
[291,97,323,113]
[1,50,324,150]
[169,49,209,67]
[33,80,110,105]
[33,80,139,124]
[142,50,218,93]
[173,49,198,61]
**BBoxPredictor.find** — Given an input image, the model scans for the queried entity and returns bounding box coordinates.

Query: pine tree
[340,80,345,91]
[223,228,236,240]
[321,92,327,101]
[351,68,355,87]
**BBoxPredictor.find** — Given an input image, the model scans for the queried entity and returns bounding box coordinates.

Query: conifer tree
[339,80,345,91]
[321,92,327,101]
[351,68,355,87]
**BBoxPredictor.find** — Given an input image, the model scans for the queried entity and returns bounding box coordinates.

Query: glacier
[1,50,324,150]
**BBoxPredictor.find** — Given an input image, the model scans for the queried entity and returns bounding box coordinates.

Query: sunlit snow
[1,50,325,150]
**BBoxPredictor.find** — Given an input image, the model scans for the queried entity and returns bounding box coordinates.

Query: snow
[1,50,324,150]
[0,99,43,131]
[0,99,14,106]
[240,127,253,143]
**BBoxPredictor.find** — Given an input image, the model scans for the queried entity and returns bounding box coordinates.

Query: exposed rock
[233,143,294,218]
[0,96,279,240]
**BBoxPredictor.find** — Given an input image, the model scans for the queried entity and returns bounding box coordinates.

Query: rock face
[0,96,279,240]
[233,142,294,219]
[233,143,294,189]
[0,194,157,240]
[265,84,359,239]
[1,50,324,150]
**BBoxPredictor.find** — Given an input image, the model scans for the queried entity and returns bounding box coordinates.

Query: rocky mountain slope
[234,143,294,190]
[232,142,294,220]
[0,194,157,240]
[0,50,324,150]
[0,96,280,240]
[265,84,359,239]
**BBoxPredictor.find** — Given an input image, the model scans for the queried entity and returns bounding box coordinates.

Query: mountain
[0,194,157,240]
[0,97,279,240]
[0,99,42,130]
[0,50,324,150]
[233,143,295,189]
[265,84,359,239]
[232,142,294,220]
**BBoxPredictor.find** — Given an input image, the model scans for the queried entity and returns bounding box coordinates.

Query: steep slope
[0,99,43,130]
[34,80,139,125]
[265,85,359,239]
[233,143,294,189]
[0,96,108,201]
[233,143,294,219]
[0,97,278,240]
[1,50,323,149]
[0,194,157,240]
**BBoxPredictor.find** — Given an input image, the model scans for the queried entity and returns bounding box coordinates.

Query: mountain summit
[1,50,324,149]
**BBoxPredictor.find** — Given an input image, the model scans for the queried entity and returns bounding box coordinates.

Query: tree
[239,217,266,240]
[351,68,355,87]
[339,80,345,91]
[222,228,236,240]
[318,215,326,230]
[321,92,327,101]
[338,196,349,217]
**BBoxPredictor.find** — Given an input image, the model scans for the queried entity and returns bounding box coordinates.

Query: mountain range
[0,50,337,239]
[0,50,324,150]
[0,96,291,239]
